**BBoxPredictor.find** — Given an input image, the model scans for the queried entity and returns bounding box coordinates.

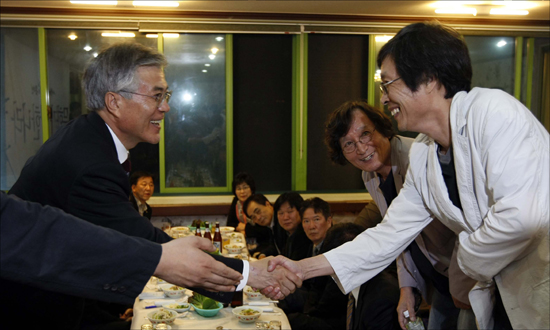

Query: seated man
[243,194,285,258]
[129,171,154,220]
[273,192,311,261]
[279,197,334,315]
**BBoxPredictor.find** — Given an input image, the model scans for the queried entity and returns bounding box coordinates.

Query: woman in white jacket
[267,21,549,330]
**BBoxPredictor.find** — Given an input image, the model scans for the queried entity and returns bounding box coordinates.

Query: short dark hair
[377,21,472,99]
[130,170,154,186]
[320,223,364,253]
[325,100,395,165]
[300,197,331,220]
[274,192,304,214]
[243,194,269,217]
[231,172,256,196]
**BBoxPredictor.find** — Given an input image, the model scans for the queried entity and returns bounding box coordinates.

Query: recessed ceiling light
[133,1,179,7]
[211,47,219,55]
[209,54,216,60]
[202,70,208,73]
[68,34,78,40]
[146,34,159,38]
[215,37,224,42]
[70,1,117,4]
[490,8,529,15]
[93,52,99,57]
[204,64,211,67]
[497,40,507,47]
[84,45,92,51]
[375,36,393,42]
[101,32,136,38]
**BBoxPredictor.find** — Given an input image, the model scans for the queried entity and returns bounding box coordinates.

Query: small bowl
[162,302,191,313]
[220,226,235,233]
[232,306,262,323]
[147,308,177,325]
[225,243,245,254]
[244,286,263,300]
[191,301,223,317]
[159,284,186,299]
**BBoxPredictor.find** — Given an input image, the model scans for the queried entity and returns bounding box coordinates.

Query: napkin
[138,292,166,300]
[245,301,270,306]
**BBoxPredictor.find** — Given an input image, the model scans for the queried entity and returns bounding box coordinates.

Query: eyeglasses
[119,90,172,107]
[341,128,376,154]
[379,77,401,95]
[235,185,250,191]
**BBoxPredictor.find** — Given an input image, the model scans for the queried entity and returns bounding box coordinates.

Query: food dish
[159,284,186,299]
[232,306,262,323]
[225,243,245,254]
[220,226,235,233]
[244,286,263,300]
[191,301,224,317]
[162,302,191,313]
[147,308,177,325]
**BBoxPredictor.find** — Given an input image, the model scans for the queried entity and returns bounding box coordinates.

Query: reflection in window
[163,34,226,188]
[464,36,515,95]
[1,28,42,190]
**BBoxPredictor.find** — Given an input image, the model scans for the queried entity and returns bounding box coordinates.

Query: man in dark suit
[129,171,154,220]
[4,42,299,329]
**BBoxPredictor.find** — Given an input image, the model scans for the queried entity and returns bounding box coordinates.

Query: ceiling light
[375,35,393,42]
[497,40,507,47]
[163,34,180,38]
[211,47,219,54]
[435,7,477,16]
[209,54,216,60]
[101,32,136,38]
[68,34,78,40]
[204,64,211,67]
[183,93,192,102]
[490,8,529,15]
[83,45,92,51]
[93,52,99,57]
[70,1,117,4]
[202,70,208,73]
[146,34,159,38]
[133,1,179,7]
[490,1,537,9]
[215,37,224,42]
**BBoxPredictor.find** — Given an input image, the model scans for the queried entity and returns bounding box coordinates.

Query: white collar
[105,123,129,164]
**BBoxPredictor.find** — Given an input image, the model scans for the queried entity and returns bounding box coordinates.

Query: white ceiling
[1,1,549,21]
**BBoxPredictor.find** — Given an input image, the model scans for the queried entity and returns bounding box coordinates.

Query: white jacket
[325,88,549,329]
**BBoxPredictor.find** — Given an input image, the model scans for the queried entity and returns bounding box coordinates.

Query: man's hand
[247,257,302,300]
[397,286,417,330]
[266,255,305,280]
[154,236,243,291]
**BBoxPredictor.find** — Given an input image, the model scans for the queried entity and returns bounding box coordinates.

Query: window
[307,34,370,191]
[1,28,42,190]
[163,34,227,190]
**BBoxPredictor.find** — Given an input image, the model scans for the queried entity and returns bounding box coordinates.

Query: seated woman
[273,192,311,261]
[226,172,255,233]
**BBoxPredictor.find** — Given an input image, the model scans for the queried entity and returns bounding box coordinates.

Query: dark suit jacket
[130,193,153,220]
[4,111,241,328]
[282,224,312,261]
[245,218,286,257]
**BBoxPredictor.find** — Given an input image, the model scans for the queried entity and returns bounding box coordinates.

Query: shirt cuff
[236,260,249,291]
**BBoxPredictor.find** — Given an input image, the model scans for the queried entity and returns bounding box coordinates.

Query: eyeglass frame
[118,89,172,107]
[341,127,377,154]
[379,77,401,95]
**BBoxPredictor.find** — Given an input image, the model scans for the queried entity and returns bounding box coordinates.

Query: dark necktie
[121,158,131,174]
[346,293,355,330]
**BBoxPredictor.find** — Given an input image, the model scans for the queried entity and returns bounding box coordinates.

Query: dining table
[130,230,292,329]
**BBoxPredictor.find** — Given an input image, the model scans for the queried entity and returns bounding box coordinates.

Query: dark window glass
[307,34,370,191]
[233,34,293,192]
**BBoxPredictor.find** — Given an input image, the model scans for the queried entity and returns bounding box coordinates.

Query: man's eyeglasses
[379,77,401,95]
[342,128,376,154]
[119,90,172,107]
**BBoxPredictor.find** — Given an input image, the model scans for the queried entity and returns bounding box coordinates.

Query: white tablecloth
[131,231,290,329]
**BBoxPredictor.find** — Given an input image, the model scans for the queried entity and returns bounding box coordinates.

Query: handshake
[155,236,313,300]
